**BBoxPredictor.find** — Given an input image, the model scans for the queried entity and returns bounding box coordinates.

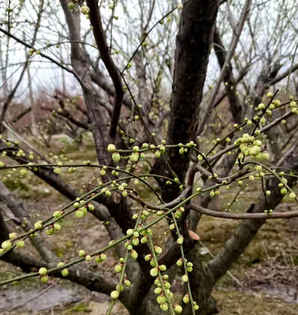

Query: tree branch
[197,0,252,135]
[208,146,298,282]
[0,0,45,130]
[0,181,57,263]
[86,0,124,137]
[213,27,243,123]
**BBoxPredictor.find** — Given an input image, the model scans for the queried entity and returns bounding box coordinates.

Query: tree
[0,0,298,314]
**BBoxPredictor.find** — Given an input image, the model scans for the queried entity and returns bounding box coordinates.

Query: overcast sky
[0,0,297,105]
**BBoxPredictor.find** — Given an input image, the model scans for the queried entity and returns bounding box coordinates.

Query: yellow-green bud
[34,220,43,230]
[112,152,121,163]
[39,267,48,276]
[150,267,158,277]
[174,304,183,313]
[110,290,119,299]
[1,240,12,250]
[107,144,116,152]
[61,268,69,277]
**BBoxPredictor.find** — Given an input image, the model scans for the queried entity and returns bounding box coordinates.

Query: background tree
[0,1,298,314]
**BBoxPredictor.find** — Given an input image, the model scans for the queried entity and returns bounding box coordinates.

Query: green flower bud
[81,5,89,15]
[88,203,95,211]
[193,303,199,310]
[130,152,139,162]
[122,190,128,197]
[67,2,75,10]
[15,240,25,248]
[140,236,148,244]
[110,290,119,299]
[9,233,17,240]
[107,144,116,152]
[57,262,65,268]
[100,253,107,261]
[289,192,296,200]
[78,249,86,257]
[114,264,122,273]
[150,267,158,277]
[154,287,162,295]
[130,249,138,260]
[183,294,189,304]
[39,267,48,276]
[177,236,184,245]
[53,223,61,231]
[160,303,169,311]
[61,268,69,277]
[174,304,183,313]
[40,275,49,283]
[1,240,12,250]
[100,169,106,176]
[280,187,287,195]
[53,211,63,218]
[112,152,121,163]
[126,229,134,236]
[155,151,161,158]
[34,220,43,230]
[132,237,139,246]
[75,210,85,218]
[73,202,80,208]
[154,246,162,255]
[144,254,151,261]
[157,295,167,304]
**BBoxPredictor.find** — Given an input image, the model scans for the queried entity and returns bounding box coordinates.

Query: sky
[0,0,297,105]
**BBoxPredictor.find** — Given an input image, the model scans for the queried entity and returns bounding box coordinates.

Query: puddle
[0,286,82,312]
[246,285,298,304]
[259,286,298,304]
[1,283,297,313]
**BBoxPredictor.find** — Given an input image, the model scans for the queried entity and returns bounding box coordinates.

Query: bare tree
[0,1,298,315]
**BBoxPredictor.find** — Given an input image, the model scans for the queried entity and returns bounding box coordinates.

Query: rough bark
[150,2,220,313]
[153,0,220,201]
[86,0,124,137]
[213,28,242,123]
[197,0,252,136]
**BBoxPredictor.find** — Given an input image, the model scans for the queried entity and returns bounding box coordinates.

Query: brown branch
[197,0,252,135]
[0,135,141,285]
[0,181,57,263]
[153,0,220,201]
[86,0,124,137]
[1,251,42,273]
[11,106,32,124]
[212,64,250,109]
[190,203,298,220]
[0,0,45,130]
[0,208,10,241]
[268,62,298,87]
[54,95,89,130]
[213,27,243,122]
[0,27,82,86]
[0,250,124,307]
[208,145,298,283]
[261,110,293,133]
[130,186,192,210]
